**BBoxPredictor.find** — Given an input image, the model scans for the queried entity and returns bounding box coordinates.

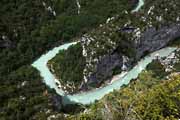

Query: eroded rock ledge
[136,24,180,58]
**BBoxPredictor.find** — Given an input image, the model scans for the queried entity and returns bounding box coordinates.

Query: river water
[32,45,176,104]
[132,0,144,13]
[32,0,176,105]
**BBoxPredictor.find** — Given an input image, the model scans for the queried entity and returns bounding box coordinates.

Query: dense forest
[48,43,86,93]
[1,0,180,119]
[0,0,135,77]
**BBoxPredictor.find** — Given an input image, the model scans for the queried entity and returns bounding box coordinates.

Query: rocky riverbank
[80,24,180,91]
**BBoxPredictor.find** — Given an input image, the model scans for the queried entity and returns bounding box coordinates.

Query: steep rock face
[86,53,123,86]
[136,24,180,58]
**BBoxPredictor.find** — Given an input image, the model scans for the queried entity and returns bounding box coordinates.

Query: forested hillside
[0,0,134,83]
[1,0,180,119]
[0,0,136,119]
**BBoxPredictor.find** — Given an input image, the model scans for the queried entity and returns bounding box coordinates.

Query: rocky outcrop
[86,53,123,86]
[136,24,180,58]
